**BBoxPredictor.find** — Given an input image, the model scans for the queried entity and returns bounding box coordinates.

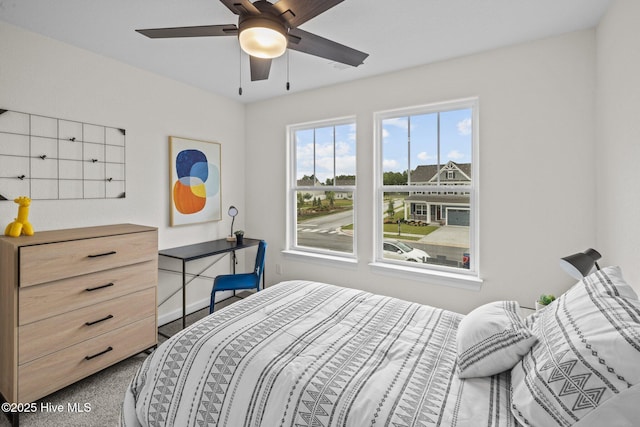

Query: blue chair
[209,240,267,313]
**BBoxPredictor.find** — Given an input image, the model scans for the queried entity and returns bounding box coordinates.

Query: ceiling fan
[135,0,369,82]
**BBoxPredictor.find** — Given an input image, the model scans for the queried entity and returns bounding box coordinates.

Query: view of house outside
[291,105,474,273]
[381,107,473,270]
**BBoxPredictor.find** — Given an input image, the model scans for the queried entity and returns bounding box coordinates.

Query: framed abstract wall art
[169,136,221,226]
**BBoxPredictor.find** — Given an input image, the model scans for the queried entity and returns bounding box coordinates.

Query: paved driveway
[419,226,469,248]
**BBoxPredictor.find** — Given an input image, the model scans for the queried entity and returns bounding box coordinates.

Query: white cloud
[335,155,356,175]
[295,143,313,164]
[417,151,433,161]
[447,150,464,160]
[346,124,356,141]
[457,118,472,135]
[315,142,333,157]
[296,141,357,181]
[383,117,409,130]
[383,159,399,169]
[296,141,313,155]
[335,141,353,156]
[382,128,390,140]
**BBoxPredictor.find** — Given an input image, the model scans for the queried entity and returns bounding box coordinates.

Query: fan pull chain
[238,46,243,96]
[286,50,291,91]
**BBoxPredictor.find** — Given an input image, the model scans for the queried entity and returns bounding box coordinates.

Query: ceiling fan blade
[219,0,261,16]
[273,0,344,27]
[287,28,368,67]
[250,56,272,81]
[136,24,238,38]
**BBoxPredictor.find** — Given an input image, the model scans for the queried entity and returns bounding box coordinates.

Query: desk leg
[182,259,187,330]
[232,250,237,274]
[232,250,236,297]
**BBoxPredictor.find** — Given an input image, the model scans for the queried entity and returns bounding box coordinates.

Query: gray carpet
[1,295,245,427]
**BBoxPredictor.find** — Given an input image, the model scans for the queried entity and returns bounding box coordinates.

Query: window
[287,118,356,258]
[374,98,479,280]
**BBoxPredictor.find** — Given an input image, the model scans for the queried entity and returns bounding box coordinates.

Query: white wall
[246,30,598,314]
[4,13,625,319]
[596,0,640,294]
[0,22,247,323]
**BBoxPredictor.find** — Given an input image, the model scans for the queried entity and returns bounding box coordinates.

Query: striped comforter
[122,280,516,426]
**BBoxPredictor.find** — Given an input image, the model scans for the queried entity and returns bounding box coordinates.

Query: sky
[295,123,356,184]
[382,108,472,173]
[294,107,472,183]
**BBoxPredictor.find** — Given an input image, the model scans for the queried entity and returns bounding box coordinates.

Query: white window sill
[282,249,358,268]
[368,261,483,291]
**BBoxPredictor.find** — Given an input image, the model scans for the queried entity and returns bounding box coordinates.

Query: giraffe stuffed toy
[4,196,34,237]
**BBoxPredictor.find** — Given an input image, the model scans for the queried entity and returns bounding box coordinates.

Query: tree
[325,191,335,208]
[387,200,395,218]
[383,171,408,185]
[325,175,356,186]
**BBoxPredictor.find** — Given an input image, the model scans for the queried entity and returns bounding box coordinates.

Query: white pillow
[524,265,638,329]
[586,265,638,300]
[511,267,640,426]
[456,300,537,379]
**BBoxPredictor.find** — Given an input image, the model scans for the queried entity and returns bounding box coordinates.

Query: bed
[121,266,640,427]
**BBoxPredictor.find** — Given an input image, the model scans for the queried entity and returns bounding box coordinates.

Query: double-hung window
[287,118,356,258]
[374,98,479,282]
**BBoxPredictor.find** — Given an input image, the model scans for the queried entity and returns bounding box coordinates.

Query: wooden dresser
[0,223,157,404]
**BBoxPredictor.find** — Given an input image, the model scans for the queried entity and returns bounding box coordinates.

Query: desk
[159,238,263,329]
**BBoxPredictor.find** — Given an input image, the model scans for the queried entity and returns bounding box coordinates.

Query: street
[297,210,468,266]
[297,210,354,252]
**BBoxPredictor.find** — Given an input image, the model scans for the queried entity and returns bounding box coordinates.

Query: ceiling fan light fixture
[238,17,287,59]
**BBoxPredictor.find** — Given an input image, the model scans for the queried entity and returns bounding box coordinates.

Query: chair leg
[209,290,216,314]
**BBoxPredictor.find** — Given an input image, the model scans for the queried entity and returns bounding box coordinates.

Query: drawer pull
[85,346,113,360]
[87,250,117,258]
[85,282,114,292]
[85,314,114,326]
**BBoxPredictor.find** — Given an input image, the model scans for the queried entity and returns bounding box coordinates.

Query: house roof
[410,161,472,184]
[297,177,318,186]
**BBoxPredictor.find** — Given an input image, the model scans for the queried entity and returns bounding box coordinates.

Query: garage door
[447,209,469,226]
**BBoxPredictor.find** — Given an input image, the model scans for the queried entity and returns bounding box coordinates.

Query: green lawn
[382,209,438,236]
[383,223,438,236]
[342,219,438,239]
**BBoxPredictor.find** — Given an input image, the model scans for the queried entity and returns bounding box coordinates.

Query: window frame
[372,98,481,286]
[285,116,358,262]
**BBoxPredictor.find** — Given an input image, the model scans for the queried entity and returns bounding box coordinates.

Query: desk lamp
[227,205,238,241]
[559,248,601,280]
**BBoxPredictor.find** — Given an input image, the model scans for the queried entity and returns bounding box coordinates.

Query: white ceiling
[0,0,612,103]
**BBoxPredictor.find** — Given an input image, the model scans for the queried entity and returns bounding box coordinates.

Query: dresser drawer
[18,316,156,403]
[19,287,156,364]
[19,230,157,287]
[19,260,157,325]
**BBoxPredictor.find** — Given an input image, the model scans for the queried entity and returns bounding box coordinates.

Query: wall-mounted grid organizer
[0,109,126,201]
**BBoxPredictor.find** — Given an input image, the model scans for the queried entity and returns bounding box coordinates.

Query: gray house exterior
[404,161,471,226]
